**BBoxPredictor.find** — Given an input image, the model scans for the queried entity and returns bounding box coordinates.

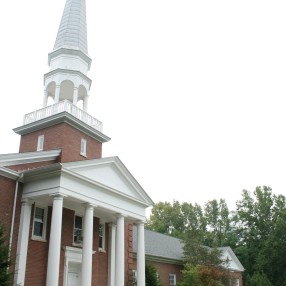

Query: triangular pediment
[62,157,154,207]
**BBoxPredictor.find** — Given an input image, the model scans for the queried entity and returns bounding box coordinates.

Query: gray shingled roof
[54,0,88,53]
[133,227,244,272]
[133,226,184,261]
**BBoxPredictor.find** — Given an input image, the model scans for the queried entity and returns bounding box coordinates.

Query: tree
[146,201,185,237]
[0,222,11,286]
[204,199,232,247]
[246,272,272,286]
[145,263,162,286]
[233,186,286,286]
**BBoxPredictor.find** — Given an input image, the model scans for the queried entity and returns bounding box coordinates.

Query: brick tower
[13,0,110,163]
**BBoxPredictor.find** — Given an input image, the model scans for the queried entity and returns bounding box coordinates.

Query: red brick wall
[24,206,109,286]
[19,123,102,163]
[0,176,23,283]
[133,259,183,286]
[125,224,134,286]
[8,160,57,172]
[151,262,183,286]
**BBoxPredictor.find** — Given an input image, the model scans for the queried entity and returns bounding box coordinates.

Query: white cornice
[0,167,20,180]
[48,48,92,68]
[44,68,92,88]
[0,149,61,167]
[61,167,152,208]
[62,156,154,206]
[13,112,110,143]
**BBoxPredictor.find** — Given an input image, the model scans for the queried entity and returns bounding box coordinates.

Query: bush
[145,263,162,286]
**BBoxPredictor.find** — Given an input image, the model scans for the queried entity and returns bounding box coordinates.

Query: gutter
[8,173,23,266]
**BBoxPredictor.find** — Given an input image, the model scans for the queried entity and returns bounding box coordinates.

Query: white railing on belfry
[23,100,103,132]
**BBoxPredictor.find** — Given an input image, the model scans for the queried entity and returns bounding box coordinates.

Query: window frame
[37,135,45,151]
[132,270,137,286]
[80,138,87,157]
[32,205,47,241]
[73,215,83,245]
[99,221,106,251]
[169,273,176,286]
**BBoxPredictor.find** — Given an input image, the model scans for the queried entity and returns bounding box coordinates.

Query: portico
[14,157,152,286]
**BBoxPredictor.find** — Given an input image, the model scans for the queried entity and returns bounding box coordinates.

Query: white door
[67,262,81,286]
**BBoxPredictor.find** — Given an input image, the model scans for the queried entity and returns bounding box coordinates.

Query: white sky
[1,0,286,211]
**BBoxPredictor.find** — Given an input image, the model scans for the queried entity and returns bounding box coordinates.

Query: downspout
[8,173,23,265]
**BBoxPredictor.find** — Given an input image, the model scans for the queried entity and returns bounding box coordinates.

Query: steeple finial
[54,0,88,54]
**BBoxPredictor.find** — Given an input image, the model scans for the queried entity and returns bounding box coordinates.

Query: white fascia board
[63,156,154,206]
[0,149,61,167]
[0,167,20,180]
[13,113,110,143]
[61,167,151,208]
[48,48,92,68]
[220,247,245,272]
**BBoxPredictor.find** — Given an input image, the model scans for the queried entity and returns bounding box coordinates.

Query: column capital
[21,198,33,205]
[135,220,146,225]
[115,213,127,219]
[82,202,97,210]
[49,193,66,200]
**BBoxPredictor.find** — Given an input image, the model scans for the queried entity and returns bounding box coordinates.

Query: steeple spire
[43,0,92,111]
[54,0,88,54]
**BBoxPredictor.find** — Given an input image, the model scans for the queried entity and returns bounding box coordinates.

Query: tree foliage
[145,263,162,286]
[147,186,286,286]
[0,222,11,286]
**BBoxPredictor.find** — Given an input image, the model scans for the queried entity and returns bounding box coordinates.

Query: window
[99,222,105,250]
[74,215,83,244]
[169,274,176,286]
[80,138,87,156]
[37,135,45,151]
[132,270,137,286]
[156,272,160,283]
[32,206,47,240]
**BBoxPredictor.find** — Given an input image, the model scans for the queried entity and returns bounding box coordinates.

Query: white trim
[0,149,61,167]
[80,138,87,157]
[169,273,176,285]
[32,205,48,241]
[99,221,106,251]
[37,135,45,151]
[73,215,83,246]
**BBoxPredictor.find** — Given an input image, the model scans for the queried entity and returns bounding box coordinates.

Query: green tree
[0,222,11,286]
[145,263,161,286]
[246,272,272,286]
[233,186,286,286]
[146,201,184,237]
[204,199,232,247]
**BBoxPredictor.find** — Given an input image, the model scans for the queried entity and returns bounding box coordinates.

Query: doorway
[67,262,81,286]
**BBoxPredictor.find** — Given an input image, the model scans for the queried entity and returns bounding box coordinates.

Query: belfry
[0,0,153,285]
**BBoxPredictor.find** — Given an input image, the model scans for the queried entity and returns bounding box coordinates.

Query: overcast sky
[1,0,286,211]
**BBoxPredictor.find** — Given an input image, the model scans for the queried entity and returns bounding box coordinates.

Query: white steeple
[43,0,92,112]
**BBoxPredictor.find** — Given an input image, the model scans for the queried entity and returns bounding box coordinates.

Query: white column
[43,89,48,107]
[83,94,89,112]
[14,199,32,286]
[55,84,61,103]
[137,221,145,286]
[73,87,79,106]
[81,203,94,286]
[115,214,125,286]
[46,195,64,286]
[108,223,116,286]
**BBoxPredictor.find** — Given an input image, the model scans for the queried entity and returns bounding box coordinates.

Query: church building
[0,0,153,285]
[0,0,245,285]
